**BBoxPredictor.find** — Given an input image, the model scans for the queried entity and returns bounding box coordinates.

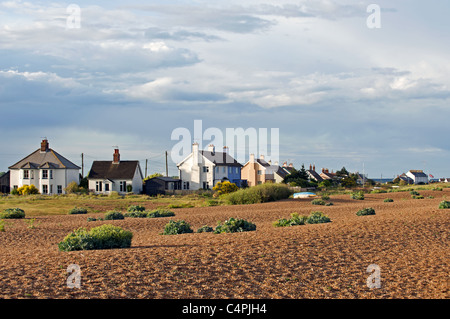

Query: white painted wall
[10,168,79,194]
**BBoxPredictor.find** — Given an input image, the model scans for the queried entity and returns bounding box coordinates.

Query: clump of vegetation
[311,199,326,206]
[411,195,424,199]
[58,224,133,251]
[306,211,331,224]
[167,203,194,209]
[410,190,420,196]
[383,198,394,202]
[273,213,307,227]
[127,205,146,213]
[87,217,98,222]
[0,208,25,219]
[321,193,330,201]
[196,225,214,233]
[0,220,5,232]
[350,191,365,200]
[124,210,148,218]
[68,207,88,215]
[17,185,39,195]
[147,209,175,218]
[161,220,193,235]
[213,181,239,195]
[225,183,292,205]
[356,207,376,216]
[325,202,334,206]
[104,211,125,220]
[438,200,450,209]
[273,211,331,227]
[214,218,256,233]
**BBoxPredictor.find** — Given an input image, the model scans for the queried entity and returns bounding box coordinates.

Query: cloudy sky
[0,0,449,179]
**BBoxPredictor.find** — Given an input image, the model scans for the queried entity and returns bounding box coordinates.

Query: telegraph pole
[81,153,84,177]
[165,151,169,177]
[145,159,148,178]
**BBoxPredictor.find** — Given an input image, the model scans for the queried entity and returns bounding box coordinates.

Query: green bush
[196,225,214,233]
[411,195,424,199]
[273,213,307,227]
[306,211,331,224]
[350,191,365,200]
[124,210,148,218]
[87,217,97,222]
[127,205,146,213]
[356,207,376,216]
[214,218,256,233]
[438,200,450,209]
[325,202,334,206]
[147,209,175,218]
[410,190,420,196]
[162,220,193,235]
[68,207,88,215]
[383,198,394,202]
[104,211,125,220]
[224,183,292,205]
[311,199,326,206]
[0,208,25,219]
[58,224,133,251]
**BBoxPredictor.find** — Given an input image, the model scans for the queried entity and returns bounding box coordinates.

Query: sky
[0,0,449,179]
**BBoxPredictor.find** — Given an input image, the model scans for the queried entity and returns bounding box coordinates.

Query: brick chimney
[40,139,49,152]
[113,148,120,164]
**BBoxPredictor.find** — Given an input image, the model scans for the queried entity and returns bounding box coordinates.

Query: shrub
[350,191,365,200]
[321,194,330,201]
[87,217,97,222]
[438,201,450,209]
[214,218,256,233]
[0,208,25,219]
[147,209,175,218]
[311,199,326,206]
[273,213,307,227]
[58,224,133,251]
[383,198,394,202]
[225,183,292,205]
[127,205,146,213]
[64,181,81,194]
[325,202,334,206]
[306,211,331,224]
[68,207,88,215]
[17,185,39,195]
[213,181,239,195]
[410,190,420,196]
[411,195,424,199]
[162,220,193,235]
[124,210,148,218]
[104,211,125,220]
[356,207,376,216]
[0,220,5,232]
[196,225,214,233]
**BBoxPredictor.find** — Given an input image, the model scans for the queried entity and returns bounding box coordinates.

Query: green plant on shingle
[196,225,214,233]
[438,200,450,209]
[311,199,326,206]
[350,191,365,200]
[356,207,376,216]
[104,211,124,220]
[306,211,331,224]
[68,207,88,215]
[0,220,5,232]
[124,210,148,218]
[410,190,420,196]
[214,218,256,234]
[384,198,394,202]
[273,213,307,227]
[87,217,97,222]
[162,220,193,235]
[0,208,25,219]
[58,224,133,251]
[146,209,175,218]
[411,195,424,199]
[127,205,146,213]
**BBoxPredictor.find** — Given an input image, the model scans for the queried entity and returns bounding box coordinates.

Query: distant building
[406,170,428,185]
[241,154,288,187]
[143,176,182,196]
[306,164,323,183]
[0,171,10,194]
[320,168,337,181]
[8,139,80,195]
[87,148,143,194]
[177,143,243,190]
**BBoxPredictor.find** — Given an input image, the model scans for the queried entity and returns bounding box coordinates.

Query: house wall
[10,168,79,194]
[241,160,265,187]
[178,150,215,190]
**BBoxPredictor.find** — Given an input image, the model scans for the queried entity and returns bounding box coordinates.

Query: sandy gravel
[0,189,448,299]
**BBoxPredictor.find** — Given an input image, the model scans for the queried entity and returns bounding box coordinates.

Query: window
[50,170,53,179]
[42,170,48,179]
[96,181,102,192]
[203,166,209,173]
[42,185,48,194]
[203,182,209,190]
[223,167,226,173]
[120,181,127,192]
[105,183,110,192]
[50,185,53,194]
[23,170,29,179]
[257,170,262,175]
[57,185,62,194]
[236,167,239,174]
[257,181,262,185]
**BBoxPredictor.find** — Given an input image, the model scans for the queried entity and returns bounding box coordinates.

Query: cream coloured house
[8,139,80,194]
[240,154,288,187]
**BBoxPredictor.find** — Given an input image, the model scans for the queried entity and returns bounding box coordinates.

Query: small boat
[293,192,317,199]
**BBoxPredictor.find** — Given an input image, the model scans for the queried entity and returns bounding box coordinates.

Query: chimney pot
[260,155,265,160]
[113,149,120,164]
[40,139,49,152]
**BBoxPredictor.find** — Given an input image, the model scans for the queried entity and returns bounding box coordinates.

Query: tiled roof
[88,161,141,180]
[9,149,80,170]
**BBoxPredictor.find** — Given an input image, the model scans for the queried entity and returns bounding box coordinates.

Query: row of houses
[0,139,441,196]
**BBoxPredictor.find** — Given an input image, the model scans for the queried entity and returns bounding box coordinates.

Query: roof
[87,161,141,180]
[201,151,242,167]
[9,148,80,170]
[152,176,181,182]
[407,170,428,178]
[306,169,323,182]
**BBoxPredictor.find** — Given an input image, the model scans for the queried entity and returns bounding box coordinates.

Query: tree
[143,173,164,183]
[341,176,357,188]
[283,164,313,187]
[65,181,80,194]
[336,167,350,177]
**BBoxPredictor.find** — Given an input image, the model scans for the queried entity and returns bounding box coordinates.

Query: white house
[406,170,429,185]
[8,139,80,194]
[177,143,242,190]
[87,148,143,194]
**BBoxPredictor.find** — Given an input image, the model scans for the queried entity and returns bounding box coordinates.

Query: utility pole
[165,151,168,177]
[145,159,148,178]
[81,153,84,177]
